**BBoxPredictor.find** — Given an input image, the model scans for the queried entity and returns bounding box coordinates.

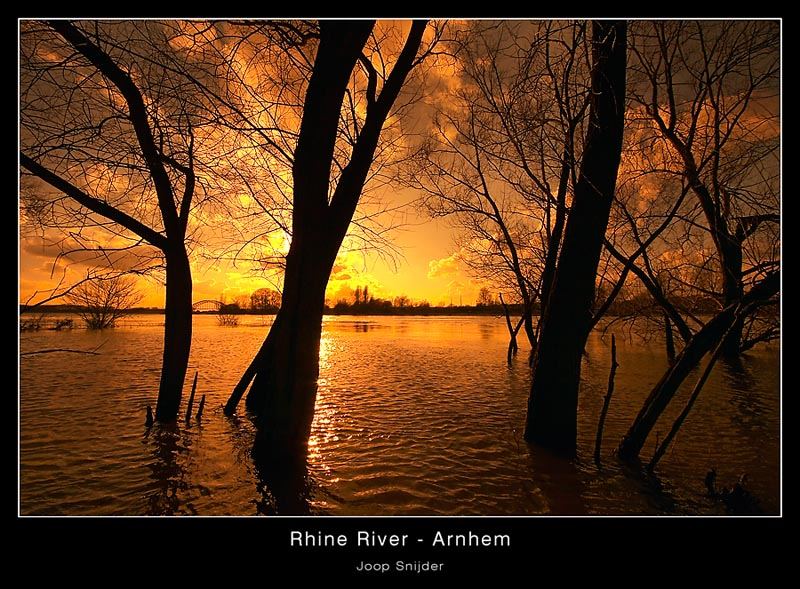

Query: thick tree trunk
[238,22,374,455]
[155,250,193,422]
[618,271,778,461]
[524,21,627,452]
[720,238,744,357]
[225,21,425,464]
[244,233,335,457]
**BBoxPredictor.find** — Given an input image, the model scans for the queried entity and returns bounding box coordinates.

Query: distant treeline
[219,300,514,316]
[20,302,511,316]
[22,291,724,318]
[325,301,512,316]
[20,304,164,315]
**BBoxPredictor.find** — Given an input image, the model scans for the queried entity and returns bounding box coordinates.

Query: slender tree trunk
[678,161,745,358]
[664,312,676,363]
[524,21,627,452]
[522,306,537,350]
[618,308,736,462]
[618,271,778,461]
[594,334,618,466]
[603,238,693,344]
[155,249,193,422]
[539,145,570,323]
[647,319,734,472]
[499,293,520,364]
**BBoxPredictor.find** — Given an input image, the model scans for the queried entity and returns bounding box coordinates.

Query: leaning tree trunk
[238,20,371,454]
[155,249,193,422]
[523,21,627,452]
[224,21,426,461]
[617,271,778,461]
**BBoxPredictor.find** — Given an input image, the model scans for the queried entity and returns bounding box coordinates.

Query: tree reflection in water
[223,409,315,515]
[142,422,193,515]
[525,444,682,515]
[721,356,767,429]
[252,439,313,515]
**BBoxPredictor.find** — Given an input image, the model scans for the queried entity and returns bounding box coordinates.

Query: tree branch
[47,20,181,241]
[21,153,169,250]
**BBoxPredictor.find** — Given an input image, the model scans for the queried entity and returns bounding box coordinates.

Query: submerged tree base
[252,432,312,515]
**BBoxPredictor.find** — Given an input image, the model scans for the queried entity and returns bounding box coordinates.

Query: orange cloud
[427,251,461,278]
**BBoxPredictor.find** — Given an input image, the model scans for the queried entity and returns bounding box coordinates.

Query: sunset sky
[20,198,483,308]
[18,20,778,310]
[19,20,490,309]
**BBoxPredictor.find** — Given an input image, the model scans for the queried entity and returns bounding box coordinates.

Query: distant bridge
[192,299,225,313]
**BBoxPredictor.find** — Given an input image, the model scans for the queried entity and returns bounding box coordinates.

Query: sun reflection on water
[308,332,339,483]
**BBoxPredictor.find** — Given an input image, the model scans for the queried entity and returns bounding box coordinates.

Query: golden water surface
[19,314,779,515]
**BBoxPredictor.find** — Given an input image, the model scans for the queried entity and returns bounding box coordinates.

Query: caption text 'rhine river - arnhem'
[289,530,512,548]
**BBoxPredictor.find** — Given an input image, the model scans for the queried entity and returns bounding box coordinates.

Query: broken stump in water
[704,468,717,496]
[185,371,198,423]
[145,405,154,428]
[196,394,206,421]
[593,334,618,466]
[704,470,761,514]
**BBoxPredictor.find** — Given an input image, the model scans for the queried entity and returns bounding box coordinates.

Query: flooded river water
[19,314,780,515]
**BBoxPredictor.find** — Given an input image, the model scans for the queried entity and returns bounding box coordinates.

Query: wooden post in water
[594,334,618,466]
[664,312,676,364]
[145,405,154,428]
[196,394,206,420]
[185,371,198,423]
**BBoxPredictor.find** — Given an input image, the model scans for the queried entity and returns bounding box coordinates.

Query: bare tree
[217,313,240,327]
[153,21,426,291]
[593,20,781,463]
[407,21,593,354]
[592,180,698,359]
[618,270,778,462]
[626,20,779,357]
[250,288,282,312]
[223,21,432,461]
[20,20,214,421]
[67,274,142,329]
[393,295,411,308]
[476,287,496,306]
[578,22,777,372]
[524,21,627,452]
